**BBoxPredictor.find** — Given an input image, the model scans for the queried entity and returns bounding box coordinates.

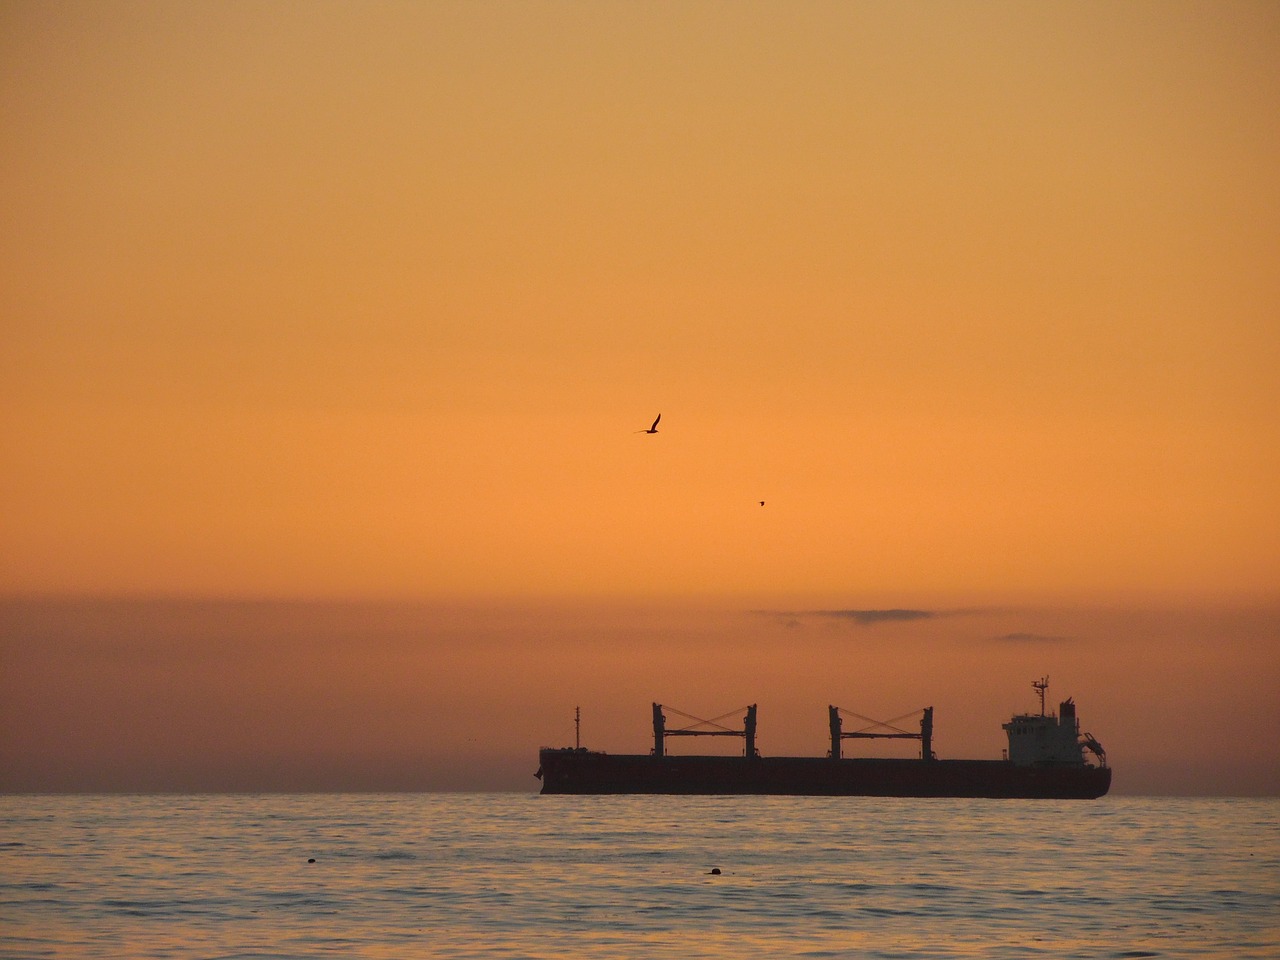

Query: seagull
[638,413,661,434]
[759,501,765,506]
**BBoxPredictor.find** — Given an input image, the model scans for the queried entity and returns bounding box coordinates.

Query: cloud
[754,607,993,628]
[993,632,1072,644]
[813,609,938,626]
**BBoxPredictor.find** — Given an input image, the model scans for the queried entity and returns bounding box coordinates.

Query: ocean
[2,794,1276,959]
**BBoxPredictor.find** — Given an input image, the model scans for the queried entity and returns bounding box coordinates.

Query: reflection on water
[2,794,1277,959]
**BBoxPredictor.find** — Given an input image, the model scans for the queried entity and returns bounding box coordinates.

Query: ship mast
[1033,677,1049,716]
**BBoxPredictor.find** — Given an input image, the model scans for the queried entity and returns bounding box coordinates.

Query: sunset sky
[2,2,1277,795]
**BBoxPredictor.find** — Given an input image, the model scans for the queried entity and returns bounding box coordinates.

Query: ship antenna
[575,706,581,749]
[1033,677,1049,716]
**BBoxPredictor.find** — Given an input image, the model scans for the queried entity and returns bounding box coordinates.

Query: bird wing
[651,413,661,430]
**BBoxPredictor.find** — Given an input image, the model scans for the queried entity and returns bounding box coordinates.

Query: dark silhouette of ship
[537,678,1110,798]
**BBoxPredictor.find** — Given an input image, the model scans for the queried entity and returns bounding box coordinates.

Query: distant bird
[759,501,765,506]
[638,413,661,434]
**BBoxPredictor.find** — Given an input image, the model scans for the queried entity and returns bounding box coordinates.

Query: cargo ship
[536,678,1110,798]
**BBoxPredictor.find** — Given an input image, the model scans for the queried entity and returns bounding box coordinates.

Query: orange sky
[1,2,1277,793]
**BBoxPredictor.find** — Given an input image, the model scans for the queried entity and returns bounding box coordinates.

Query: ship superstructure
[1002,677,1108,767]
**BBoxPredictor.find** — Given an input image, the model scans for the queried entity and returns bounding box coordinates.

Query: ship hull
[537,750,1111,799]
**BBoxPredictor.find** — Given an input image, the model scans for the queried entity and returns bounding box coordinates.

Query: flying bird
[638,413,661,434]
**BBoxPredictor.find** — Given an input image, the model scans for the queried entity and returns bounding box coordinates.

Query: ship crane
[1081,733,1107,766]
[829,706,935,761]
[652,703,758,758]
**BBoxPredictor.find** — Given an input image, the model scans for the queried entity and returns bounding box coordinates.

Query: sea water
[1,794,1276,959]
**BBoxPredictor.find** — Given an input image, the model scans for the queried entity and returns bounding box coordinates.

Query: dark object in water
[536,679,1110,799]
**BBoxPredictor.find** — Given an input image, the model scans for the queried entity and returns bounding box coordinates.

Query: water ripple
[1,795,1276,960]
